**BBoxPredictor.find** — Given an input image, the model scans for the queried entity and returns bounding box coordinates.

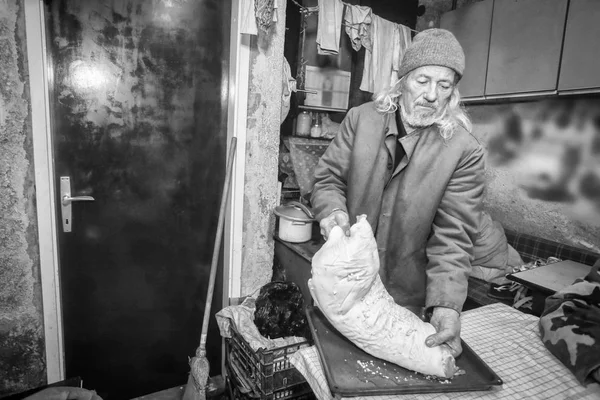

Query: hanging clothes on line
[391,24,413,85]
[343,4,372,52]
[307,1,414,93]
[360,14,412,94]
[316,0,344,55]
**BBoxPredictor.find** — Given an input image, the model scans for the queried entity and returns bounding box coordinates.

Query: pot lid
[274,201,315,222]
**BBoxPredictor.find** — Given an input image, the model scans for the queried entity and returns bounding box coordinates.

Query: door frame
[25,0,248,384]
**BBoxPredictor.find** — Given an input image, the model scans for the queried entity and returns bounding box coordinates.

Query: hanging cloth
[391,25,412,84]
[316,0,344,55]
[343,4,372,52]
[360,16,411,94]
[255,0,276,33]
[281,57,297,124]
[240,0,258,35]
[360,15,396,93]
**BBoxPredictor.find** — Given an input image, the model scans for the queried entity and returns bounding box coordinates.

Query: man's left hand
[425,306,462,358]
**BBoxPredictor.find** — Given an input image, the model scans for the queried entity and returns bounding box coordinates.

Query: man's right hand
[319,209,350,240]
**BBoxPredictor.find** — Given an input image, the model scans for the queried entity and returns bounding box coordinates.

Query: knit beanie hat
[397,28,465,80]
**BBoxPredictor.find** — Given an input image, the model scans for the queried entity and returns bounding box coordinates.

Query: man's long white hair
[373,73,472,140]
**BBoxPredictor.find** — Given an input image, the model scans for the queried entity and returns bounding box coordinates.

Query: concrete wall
[468,99,600,252]
[0,0,46,395]
[240,0,288,296]
[417,0,600,252]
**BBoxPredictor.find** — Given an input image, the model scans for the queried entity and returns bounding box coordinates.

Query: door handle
[60,176,95,232]
[62,194,95,206]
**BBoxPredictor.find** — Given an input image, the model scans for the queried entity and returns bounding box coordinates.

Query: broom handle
[199,136,237,352]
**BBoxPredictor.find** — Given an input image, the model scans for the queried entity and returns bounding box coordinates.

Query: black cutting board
[306,306,503,397]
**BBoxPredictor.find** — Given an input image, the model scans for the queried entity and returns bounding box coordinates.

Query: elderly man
[310,29,521,357]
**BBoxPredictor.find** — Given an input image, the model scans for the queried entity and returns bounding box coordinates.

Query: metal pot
[274,201,315,243]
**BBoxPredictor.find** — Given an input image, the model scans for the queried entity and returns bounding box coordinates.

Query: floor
[132,386,185,400]
[132,376,227,400]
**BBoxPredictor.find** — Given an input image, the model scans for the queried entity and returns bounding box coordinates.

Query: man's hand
[319,209,350,240]
[425,306,462,358]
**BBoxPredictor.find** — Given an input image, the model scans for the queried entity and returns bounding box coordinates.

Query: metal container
[306,306,503,396]
[274,201,315,243]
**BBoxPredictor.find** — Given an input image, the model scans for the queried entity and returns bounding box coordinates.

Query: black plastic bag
[254,281,308,339]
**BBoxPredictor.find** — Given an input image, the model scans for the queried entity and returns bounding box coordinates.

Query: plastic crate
[226,363,315,400]
[225,324,311,396]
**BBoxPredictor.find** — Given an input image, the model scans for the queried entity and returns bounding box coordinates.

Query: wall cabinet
[441,0,600,100]
[440,0,493,99]
[485,0,568,97]
[557,0,600,93]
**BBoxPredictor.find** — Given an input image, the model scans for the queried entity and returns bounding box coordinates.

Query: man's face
[399,65,456,129]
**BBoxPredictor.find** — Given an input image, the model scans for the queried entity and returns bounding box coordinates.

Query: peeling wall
[469,100,600,252]
[241,0,288,296]
[0,0,46,396]
[417,0,600,252]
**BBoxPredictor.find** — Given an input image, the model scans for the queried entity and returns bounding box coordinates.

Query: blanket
[539,260,600,385]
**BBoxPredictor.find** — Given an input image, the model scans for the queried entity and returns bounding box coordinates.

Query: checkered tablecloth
[290,303,600,400]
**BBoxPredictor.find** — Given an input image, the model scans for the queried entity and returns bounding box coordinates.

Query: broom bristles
[182,353,209,400]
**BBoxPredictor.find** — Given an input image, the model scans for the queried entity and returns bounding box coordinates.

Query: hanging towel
[281,57,297,124]
[343,4,372,52]
[316,0,344,55]
[256,0,276,32]
[240,0,258,35]
[360,15,398,93]
[391,24,412,85]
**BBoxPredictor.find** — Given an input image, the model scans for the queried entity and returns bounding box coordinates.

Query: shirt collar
[388,108,430,160]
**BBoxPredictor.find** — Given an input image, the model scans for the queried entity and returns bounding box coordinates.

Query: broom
[183,136,237,400]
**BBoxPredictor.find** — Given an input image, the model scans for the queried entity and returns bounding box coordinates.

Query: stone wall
[0,0,46,395]
[240,0,288,296]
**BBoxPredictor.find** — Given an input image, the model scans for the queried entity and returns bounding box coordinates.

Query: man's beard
[400,103,444,129]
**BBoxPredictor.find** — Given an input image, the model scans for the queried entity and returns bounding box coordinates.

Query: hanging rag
[281,57,297,124]
[391,24,412,84]
[360,15,400,93]
[343,4,372,52]
[240,0,258,35]
[255,0,276,32]
[316,0,344,55]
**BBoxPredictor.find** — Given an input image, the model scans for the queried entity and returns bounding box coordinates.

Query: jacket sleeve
[310,108,357,222]
[425,144,485,313]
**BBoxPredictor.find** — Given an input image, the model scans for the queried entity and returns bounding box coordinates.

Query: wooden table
[507,259,592,315]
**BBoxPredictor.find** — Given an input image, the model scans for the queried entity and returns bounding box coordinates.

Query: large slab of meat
[308,215,457,378]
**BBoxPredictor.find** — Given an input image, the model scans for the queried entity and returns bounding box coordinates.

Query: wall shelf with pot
[274,201,316,244]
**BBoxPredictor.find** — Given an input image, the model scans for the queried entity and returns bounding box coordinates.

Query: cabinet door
[558,0,600,92]
[485,0,568,96]
[440,0,493,99]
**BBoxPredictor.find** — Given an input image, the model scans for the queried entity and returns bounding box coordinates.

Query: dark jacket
[311,101,498,312]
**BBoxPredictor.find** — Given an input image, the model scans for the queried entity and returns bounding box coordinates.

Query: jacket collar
[384,110,428,161]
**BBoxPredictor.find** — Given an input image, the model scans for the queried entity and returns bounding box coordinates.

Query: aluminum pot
[274,201,315,243]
